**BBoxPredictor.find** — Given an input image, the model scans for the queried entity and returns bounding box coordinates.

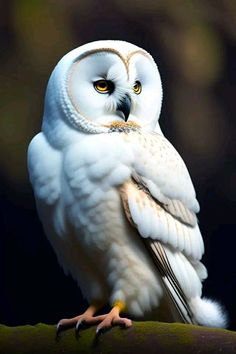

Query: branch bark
[0,322,236,354]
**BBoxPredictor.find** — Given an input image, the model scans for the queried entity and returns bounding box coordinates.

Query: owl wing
[120,178,198,323]
[121,131,204,261]
[119,131,205,323]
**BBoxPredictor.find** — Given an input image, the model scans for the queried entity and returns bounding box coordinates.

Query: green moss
[0,322,235,354]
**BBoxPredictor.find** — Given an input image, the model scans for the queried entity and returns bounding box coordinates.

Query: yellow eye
[133,80,142,94]
[93,80,114,94]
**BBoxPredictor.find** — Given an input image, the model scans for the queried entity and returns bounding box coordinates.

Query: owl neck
[106,121,141,133]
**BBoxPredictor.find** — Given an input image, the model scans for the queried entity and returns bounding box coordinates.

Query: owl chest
[70,185,125,251]
[64,136,132,247]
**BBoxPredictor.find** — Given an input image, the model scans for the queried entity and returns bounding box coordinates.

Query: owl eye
[133,80,142,94]
[93,80,114,94]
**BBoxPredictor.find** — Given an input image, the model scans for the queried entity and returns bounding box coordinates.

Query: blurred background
[0,0,236,330]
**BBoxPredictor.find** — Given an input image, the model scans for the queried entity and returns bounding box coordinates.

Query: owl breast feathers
[28,40,227,330]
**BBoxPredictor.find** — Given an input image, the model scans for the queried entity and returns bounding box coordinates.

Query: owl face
[43,40,163,139]
[67,47,162,129]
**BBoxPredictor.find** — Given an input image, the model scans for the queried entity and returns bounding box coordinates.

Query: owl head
[42,40,163,146]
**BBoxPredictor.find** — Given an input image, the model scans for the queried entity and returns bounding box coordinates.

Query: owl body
[28,40,226,328]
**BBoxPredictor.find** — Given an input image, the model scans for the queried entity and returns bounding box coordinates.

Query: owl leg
[56,301,105,334]
[96,300,132,336]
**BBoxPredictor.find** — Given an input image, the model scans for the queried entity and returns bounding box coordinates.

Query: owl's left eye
[93,80,114,94]
[133,80,142,94]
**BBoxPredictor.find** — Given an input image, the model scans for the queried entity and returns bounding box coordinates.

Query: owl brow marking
[73,48,130,75]
[126,50,156,84]
[126,50,152,64]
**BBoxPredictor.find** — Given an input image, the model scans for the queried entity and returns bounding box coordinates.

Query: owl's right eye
[93,80,114,94]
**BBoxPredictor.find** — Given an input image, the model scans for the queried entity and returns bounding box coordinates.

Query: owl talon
[75,319,86,335]
[95,327,102,337]
[75,319,83,330]
[55,302,106,335]
[56,323,62,337]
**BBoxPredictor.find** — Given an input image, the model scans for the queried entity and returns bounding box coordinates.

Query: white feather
[190,297,228,328]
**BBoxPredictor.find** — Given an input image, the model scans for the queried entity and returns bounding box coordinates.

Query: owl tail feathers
[189,297,228,328]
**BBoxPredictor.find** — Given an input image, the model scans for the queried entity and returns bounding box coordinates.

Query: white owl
[27,40,227,334]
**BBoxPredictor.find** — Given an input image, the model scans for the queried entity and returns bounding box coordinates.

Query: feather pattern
[122,131,200,214]
[145,241,196,324]
[120,178,204,261]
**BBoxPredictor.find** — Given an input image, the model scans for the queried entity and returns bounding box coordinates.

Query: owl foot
[56,302,104,336]
[96,301,132,336]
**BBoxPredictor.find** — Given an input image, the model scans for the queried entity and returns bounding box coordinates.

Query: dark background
[0,0,235,330]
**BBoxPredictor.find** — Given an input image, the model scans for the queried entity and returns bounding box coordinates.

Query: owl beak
[117,94,131,122]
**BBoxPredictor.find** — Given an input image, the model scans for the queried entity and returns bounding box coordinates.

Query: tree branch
[0,322,236,354]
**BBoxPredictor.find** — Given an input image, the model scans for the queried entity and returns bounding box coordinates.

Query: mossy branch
[0,322,236,354]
